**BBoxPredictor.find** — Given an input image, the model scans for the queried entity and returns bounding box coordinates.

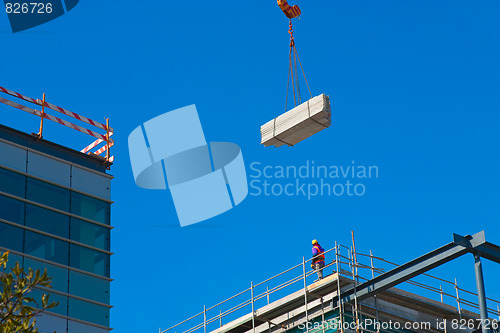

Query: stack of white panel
[261,94,331,147]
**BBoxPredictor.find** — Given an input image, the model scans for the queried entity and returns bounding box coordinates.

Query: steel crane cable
[285,19,313,112]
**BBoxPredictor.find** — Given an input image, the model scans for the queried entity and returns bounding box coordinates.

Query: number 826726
[5,2,53,14]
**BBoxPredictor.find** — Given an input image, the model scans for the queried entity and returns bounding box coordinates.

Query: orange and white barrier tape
[0,95,107,140]
[42,112,108,140]
[0,96,41,117]
[93,140,114,155]
[0,85,115,163]
[81,138,104,154]
[0,85,113,133]
[81,134,114,155]
[0,86,39,105]
[38,98,114,133]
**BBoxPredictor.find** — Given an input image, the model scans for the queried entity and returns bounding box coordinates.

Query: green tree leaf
[0,251,59,333]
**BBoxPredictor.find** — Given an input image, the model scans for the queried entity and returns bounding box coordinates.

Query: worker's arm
[311,248,318,268]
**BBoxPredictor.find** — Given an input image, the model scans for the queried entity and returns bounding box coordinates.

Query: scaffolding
[0,85,114,165]
[160,232,500,333]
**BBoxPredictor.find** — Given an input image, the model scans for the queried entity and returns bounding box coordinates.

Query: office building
[0,123,113,332]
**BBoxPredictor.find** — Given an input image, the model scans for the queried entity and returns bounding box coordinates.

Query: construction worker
[311,240,325,279]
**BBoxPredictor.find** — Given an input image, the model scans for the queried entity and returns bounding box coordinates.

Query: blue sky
[1,0,500,332]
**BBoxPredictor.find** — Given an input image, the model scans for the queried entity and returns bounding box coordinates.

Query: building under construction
[161,231,500,333]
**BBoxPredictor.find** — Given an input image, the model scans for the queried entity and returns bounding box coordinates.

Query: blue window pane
[70,218,109,251]
[25,231,69,266]
[5,253,23,272]
[0,195,24,225]
[0,167,26,198]
[24,257,69,294]
[68,298,109,327]
[69,271,109,304]
[27,178,70,212]
[26,204,70,239]
[69,245,109,277]
[30,288,68,317]
[0,222,24,252]
[68,320,109,333]
[35,313,67,333]
[71,192,110,224]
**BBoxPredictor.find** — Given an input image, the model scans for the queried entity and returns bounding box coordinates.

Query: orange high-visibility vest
[313,245,325,263]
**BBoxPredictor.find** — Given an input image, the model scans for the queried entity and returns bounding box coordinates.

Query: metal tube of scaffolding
[251,281,256,333]
[204,305,207,333]
[335,242,344,333]
[302,257,309,333]
[370,249,380,332]
[455,278,462,320]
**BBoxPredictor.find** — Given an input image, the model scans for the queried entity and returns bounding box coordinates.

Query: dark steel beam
[475,242,500,265]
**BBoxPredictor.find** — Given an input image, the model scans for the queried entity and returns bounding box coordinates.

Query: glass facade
[27,177,71,212]
[0,167,25,197]
[0,139,112,333]
[69,270,110,304]
[71,192,110,225]
[0,194,25,225]
[70,217,110,251]
[26,204,71,239]
[0,222,24,252]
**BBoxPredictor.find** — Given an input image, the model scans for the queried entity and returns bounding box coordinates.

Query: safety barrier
[0,85,114,164]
